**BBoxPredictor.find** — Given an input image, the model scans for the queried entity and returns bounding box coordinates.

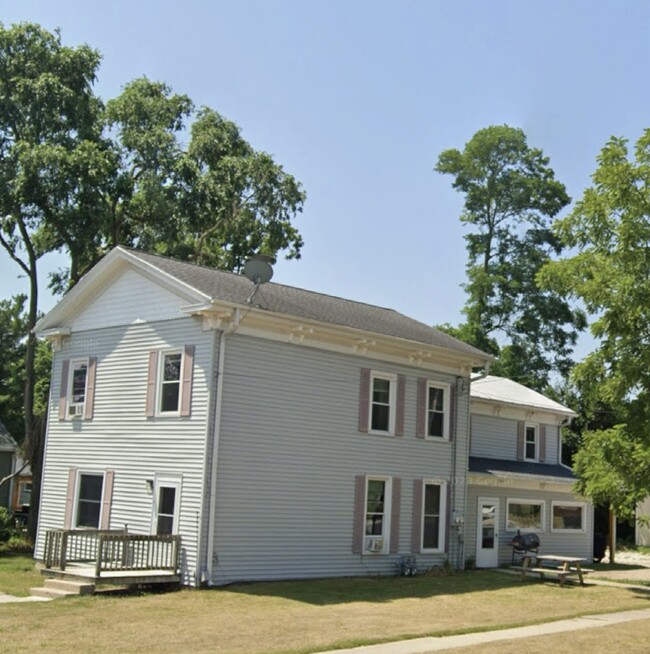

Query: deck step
[30,578,95,599]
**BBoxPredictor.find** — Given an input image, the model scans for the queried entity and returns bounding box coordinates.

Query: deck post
[60,531,69,571]
[95,535,104,579]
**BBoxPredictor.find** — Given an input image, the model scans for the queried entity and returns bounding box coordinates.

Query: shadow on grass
[220,570,545,606]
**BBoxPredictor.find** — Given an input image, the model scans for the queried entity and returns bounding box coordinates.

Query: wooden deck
[42,529,182,589]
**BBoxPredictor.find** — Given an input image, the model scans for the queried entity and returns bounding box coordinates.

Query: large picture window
[365,477,391,553]
[421,481,447,552]
[369,373,396,434]
[506,499,544,532]
[76,473,104,528]
[551,502,585,532]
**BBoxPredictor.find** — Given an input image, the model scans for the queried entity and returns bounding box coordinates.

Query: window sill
[424,436,450,443]
[367,430,396,437]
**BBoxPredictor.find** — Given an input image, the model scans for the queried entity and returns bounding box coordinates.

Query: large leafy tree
[435,125,585,390]
[0,22,103,538]
[540,130,650,523]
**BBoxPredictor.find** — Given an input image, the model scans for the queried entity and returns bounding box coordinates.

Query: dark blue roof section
[468,456,576,481]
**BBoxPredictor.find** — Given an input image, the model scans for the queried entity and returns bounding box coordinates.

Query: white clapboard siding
[210,333,469,584]
[71,268,188,332]
[466,485,593,565]
[36,317,213,585]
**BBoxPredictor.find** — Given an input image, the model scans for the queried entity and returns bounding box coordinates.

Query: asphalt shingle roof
[0,421,17,449]
[125,248,491,361]
[468,456,576,482]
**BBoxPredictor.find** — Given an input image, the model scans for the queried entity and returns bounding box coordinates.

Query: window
[427,383,449,439]
[18,481,31,507]
[369,373,396,434]
[68,359,88,417]
[524,424,538,461]
[159,351,182,414]
[76,473,104,528]
[364,477,391,553]
[422,481,447,552]
[152,477,181,535]
[551,502,585,532]
[506,499,544,532]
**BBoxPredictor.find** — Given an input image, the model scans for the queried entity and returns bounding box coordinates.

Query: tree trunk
[609,507,616,564]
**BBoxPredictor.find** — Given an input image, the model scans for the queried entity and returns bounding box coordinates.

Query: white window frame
[506,498,545,533]
[364,475,392,554]
[551,501,586,533]
[67,358,90,419]
[17,480,31,507]
[524,423,538,462]
[421,479,447,553]
[368,372,396,435]
[425,382,450,441]
[74,470,104,529]
[151,475,182,536]
[157,349,184,416]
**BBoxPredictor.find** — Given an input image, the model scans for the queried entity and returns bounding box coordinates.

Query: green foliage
[573,426,650,520]
[436,125,585,389]
[0,508,16,543]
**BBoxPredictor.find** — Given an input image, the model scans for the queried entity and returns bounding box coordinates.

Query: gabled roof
[37,247,493,365]
[0,420,17,450]
[468,456,575,482]
[470,375,576,418]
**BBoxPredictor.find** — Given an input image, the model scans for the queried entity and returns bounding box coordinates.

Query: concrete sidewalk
[321,607,650,654]
[0,592,50,603]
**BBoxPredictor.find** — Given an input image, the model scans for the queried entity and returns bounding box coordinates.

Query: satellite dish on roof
[243,255,274,285]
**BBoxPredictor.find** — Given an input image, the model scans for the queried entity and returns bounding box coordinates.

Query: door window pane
[77,474,103,528]
[156,486,177,535]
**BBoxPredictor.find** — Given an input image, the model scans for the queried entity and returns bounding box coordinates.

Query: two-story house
[33,247,590,585]
[467,375,592,566]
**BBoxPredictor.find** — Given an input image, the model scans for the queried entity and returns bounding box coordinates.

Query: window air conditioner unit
[69,404,84,418]
[366,537,385,553]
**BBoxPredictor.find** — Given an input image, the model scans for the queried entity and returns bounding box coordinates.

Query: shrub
[0,507,15,543]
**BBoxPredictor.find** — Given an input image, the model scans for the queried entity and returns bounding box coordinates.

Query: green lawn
[1,567,650,653]
[0,553,42,596]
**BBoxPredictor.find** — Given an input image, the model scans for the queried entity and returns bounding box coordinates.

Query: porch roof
[468,456,576,483]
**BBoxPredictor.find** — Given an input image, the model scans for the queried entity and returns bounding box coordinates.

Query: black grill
[510,530,540,563]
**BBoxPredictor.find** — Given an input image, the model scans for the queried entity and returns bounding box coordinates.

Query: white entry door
[476,497,499,568]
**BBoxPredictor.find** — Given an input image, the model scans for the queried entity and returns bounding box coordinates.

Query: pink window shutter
[352,475,366,554]
[390,477,401,553]
[84,357,97,420]
[411,479,423,553]
[448,384,456,442]
[539,425,546,463]
[58,359,70,420]
[100,470,114,530]
[445,486,451,553]
[180,345,195,417]
[516,421,525,461]
[358,369,370,433]
[63,467,77,530]
[395,375,405,437]
[145,351,158,417]
[416,378,426,439]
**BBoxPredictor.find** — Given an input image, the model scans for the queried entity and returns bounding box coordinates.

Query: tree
[435,125,586,390]
[0,22,103,539]
[540,130,650,529]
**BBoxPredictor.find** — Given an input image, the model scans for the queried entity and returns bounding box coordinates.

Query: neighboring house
[0,420,18,511]
[467,376,592,566]
[33,246,587,585]
[11,457,32,517]
[636,500,650,547]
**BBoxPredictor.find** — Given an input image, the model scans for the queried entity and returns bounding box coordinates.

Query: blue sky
[1,1,648,358]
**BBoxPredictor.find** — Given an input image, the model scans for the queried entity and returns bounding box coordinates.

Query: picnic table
[512,554,592,586]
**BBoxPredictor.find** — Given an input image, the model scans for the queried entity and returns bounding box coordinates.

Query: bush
[0,507,15,543]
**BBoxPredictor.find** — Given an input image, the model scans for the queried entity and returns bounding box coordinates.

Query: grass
[0,552,42,596]
[0,570,649,653]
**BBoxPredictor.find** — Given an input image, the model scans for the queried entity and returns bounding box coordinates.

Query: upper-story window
[370,372,396,434]
[427,382,450,440]
[159,351,183,414]
[146,346,195,418]
[524,424,538,461]
[68,360,89,418]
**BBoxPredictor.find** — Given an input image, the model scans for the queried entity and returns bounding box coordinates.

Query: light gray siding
[466,483,593,566]
[36,317,213,585]
[210,333,470,584]
[544,425,560,465]
[470,415,517,459]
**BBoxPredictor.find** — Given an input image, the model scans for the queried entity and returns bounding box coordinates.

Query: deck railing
[43,529,181,577]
